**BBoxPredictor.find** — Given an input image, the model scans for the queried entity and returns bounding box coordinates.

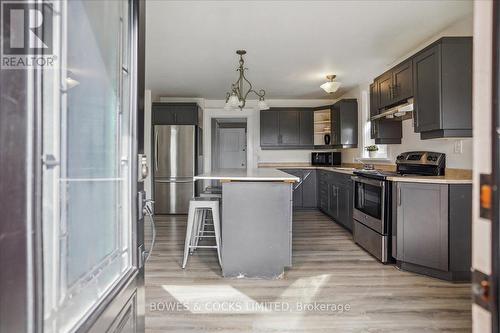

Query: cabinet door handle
[398,186,401,206]
[155,129,159,171]
[413,106,418,129]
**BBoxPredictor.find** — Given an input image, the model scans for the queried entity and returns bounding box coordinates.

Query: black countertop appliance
[311,152,341,166]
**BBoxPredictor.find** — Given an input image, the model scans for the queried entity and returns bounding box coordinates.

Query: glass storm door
[41,1,144,332]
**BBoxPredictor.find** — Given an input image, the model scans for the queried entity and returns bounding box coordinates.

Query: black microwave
[311,152,341,166]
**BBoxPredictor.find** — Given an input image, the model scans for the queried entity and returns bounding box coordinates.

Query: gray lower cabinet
[301,170,317,208]
[318,171,328,211]
[282,169,353,231]
[393,182,472,281]
[280,169,317,209]
[318,170,353,232]
[338,181,353,231]
[396,183,449,271]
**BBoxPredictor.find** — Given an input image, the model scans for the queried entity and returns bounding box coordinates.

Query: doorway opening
[211,118,248,170]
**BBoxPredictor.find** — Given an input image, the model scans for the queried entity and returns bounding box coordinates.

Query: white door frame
[203,108,255,173]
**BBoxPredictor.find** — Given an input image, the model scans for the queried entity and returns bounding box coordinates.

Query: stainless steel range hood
[370,98,414,121]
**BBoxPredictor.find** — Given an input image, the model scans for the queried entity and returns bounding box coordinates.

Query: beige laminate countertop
[385,175,472,184]
[258,163,472,184]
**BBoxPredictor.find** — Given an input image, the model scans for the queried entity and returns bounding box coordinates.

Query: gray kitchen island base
[221,181,293,278]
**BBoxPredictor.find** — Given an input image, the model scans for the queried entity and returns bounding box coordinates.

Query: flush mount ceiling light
[320,74,341,94]
[224,50,269,110]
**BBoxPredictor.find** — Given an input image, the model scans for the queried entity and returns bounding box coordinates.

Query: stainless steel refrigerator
[153,125,202,214]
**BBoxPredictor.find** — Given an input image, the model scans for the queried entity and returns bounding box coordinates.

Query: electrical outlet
[454,140,463,154]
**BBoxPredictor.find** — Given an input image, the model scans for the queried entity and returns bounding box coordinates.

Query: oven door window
[354,182,382,219]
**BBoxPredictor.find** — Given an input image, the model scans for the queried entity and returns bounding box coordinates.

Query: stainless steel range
[351,151,446,263]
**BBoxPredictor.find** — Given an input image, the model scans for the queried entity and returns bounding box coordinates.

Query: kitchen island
[194,168,299,278]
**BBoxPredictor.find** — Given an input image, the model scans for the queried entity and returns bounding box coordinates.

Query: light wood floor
[145,210,471,333]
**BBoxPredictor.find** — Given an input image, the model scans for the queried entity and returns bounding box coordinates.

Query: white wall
[340,16,473,169]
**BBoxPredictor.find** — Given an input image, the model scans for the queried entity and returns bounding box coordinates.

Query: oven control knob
[427,155,433,161]
[397,155,404,160]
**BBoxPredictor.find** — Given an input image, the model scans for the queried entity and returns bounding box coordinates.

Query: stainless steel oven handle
[360,183,364,207]
[398,185,401,206]
[351,175,384,187]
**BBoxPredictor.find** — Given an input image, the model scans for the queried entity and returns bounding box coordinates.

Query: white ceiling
[146,0,472,101]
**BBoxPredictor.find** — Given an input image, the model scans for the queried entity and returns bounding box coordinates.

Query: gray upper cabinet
[369,83,379,118]
[279,111,300,146]
[260,103,355,149]
[152,102,199,125]
[377,71,393,109]
[371,119,402,144]
[413,45,441,133]
[331,99,358,148]
[375,59,413,109]
[299,110,314,146]
[260,110,279,146]
[413,37,472,139]
[260,108,313,149]
[369,37,471,141]
[396,183,449,271]
[392,59,413,102]
[370,82,402,144]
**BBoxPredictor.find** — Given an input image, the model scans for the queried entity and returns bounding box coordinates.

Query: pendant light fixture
[320,74,341,94]
[224,50,269,110]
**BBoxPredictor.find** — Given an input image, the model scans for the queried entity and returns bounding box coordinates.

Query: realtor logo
[1,1,55,68]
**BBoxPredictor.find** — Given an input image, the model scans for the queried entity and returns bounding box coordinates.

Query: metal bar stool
[182,197,222,269]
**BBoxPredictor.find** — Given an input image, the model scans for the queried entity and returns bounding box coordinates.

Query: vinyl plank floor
[145,210,471,333]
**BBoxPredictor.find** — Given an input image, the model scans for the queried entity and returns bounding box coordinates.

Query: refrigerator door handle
[155,128,159,171]
[155,178,194,183]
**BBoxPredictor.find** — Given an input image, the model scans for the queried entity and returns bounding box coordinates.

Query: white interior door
[218,128,247,169]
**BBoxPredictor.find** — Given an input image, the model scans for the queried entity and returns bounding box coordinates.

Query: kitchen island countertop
[194,168,300,182]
